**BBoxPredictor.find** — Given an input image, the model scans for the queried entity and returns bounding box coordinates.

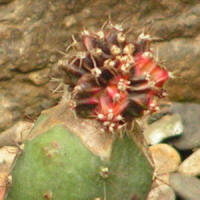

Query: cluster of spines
[58,21,169,133]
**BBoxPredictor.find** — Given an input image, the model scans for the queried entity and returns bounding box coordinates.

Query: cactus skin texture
[5,103,153,200]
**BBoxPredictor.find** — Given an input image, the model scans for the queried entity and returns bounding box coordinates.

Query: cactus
[5,102,153,200]
[5,20,169,200]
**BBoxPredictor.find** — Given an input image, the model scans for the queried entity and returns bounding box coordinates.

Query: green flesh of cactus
[5,103,153,200]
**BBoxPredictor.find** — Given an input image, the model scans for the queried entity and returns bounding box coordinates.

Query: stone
[170,103,200,150]
[170,173,200,200]
[178,148,200,176]
[149,144,181,175]
[0,94,20,132]
[0,65,13,81]
[0,121,33,148]
[148,144,179,199]
[0,146,18,172]
[28,69,50,86]
[147,184,175,200]
[0,0,13,4]
[144,114,183,145]
[0,146,18,199]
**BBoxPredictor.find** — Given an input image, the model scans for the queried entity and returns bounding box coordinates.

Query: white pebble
[144,114,183,145]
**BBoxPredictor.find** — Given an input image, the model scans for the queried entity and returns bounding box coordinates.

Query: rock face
[0,0,200,131]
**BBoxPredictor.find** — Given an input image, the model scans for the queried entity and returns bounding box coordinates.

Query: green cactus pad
[6,103,153,200]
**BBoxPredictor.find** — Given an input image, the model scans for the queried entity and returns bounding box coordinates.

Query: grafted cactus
[5,21,169,200]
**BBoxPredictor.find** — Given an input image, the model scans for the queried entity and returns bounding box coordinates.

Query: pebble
[0,146,18,200]
[148,144,179,200]
[0,146,18,171]
[178,148,200,176]
[147,184,175,200]
[144,113,183,145]
[149,144,181,175]
[170,103,200,150]
[170,173,200,200]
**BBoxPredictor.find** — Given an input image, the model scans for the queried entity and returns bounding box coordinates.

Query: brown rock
[149,143,181,175]
[0,94,20,131]
[0,0,13,4]
[28,69,50,86]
